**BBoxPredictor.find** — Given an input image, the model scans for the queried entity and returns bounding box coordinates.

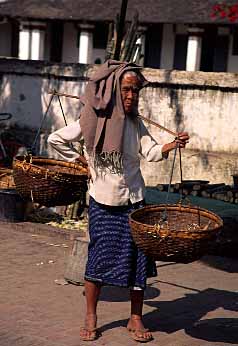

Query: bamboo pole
[48,90,82,101]
[48,90,177,137]
[114,0,128,60]
[138,115,177,137]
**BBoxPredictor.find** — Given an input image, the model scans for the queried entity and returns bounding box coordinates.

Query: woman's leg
[85,280,101,315]
[127,289,153,341]
[80,280,102,340]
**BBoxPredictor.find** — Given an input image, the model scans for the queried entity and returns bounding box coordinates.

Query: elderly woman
[48,60,189,343]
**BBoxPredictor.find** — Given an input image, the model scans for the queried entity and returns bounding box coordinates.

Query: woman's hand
[76,155,88,167]
[175,132,190,148]
[75,155,91,179]
[162,132,190,157]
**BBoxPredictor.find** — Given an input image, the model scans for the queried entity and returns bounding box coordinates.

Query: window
[18,22,45,60]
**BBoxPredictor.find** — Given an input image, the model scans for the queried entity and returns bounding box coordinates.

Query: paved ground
[0,221,238,346]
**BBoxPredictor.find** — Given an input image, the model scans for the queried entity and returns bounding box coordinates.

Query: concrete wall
[0,58,237,185]
[140,69,238,153]
[138,68,238,185]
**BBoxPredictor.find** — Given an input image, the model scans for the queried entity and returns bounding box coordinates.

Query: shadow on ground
[201,255,238,273]
[186,318,238,344]
[144,287,238,344]
[99,284,160,302]
[100,286,238,344]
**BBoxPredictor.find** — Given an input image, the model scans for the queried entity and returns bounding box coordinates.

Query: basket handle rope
[31,92,55,154]
[55,93,78,155]
[162,141,193,222]
[177,146,191,206]
[163,144,202,227]
[161,143,179,221]
[30,90,71,155]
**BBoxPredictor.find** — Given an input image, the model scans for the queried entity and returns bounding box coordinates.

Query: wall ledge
[1,58,238,89]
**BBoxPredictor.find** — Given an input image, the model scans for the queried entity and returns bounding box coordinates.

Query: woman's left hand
[175,132,190,148]
[162,132,190,156]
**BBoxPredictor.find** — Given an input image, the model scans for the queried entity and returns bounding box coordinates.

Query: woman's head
[120,71,143,116]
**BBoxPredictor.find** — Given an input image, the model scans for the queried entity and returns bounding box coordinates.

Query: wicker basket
[0,168,15,189]
[129,204,223,263]
[13,156,88,207]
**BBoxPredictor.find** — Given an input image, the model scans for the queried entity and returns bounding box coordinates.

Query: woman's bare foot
[80,313,101,341]
[127,316,153,342]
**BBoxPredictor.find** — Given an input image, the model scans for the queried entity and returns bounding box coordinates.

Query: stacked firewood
[156,180,238,204]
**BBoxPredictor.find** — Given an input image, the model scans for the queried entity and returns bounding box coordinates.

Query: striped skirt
[85,197,157,290]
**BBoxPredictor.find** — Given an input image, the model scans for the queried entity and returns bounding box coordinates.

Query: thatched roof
[0,0,236,24]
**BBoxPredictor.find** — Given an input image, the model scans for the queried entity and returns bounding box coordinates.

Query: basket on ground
[13,156,88,207]
[129,204,223,263]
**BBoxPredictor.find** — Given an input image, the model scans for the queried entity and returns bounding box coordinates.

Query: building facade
[0,0,238,71]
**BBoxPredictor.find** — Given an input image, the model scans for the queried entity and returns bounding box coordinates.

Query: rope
[162,143,179,221]
[57,94,68,127]
[30,90,70,155]
[31,92,55,154]
[162,143,187,221]
[178,147,185,203]
[179,147,183,183]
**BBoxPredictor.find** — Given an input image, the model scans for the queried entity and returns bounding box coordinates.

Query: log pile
[156,180,238,204]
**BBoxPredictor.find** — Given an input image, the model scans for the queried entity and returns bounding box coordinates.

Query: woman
[48,60,189,343]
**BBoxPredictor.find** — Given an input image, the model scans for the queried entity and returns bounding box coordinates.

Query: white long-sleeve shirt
[48,117,165,206]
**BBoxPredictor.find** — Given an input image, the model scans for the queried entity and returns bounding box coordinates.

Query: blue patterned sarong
[85,197,157,290]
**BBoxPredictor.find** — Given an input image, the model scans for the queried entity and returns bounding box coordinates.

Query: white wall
[140,68,238,154]
[139,68,238,184]
[1,59,238,185]
[1,59,238,153]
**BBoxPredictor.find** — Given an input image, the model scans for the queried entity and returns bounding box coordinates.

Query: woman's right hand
[75,155,91,179]
[76,155,88,167]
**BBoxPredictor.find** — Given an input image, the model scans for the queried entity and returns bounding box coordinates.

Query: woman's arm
[139,119,189,162]
[161,132,189,157]
[47,120,83,162]
[139,120,165,162]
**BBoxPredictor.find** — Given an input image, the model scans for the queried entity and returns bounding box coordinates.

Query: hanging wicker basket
[129,204,223,263]
[0,168,15,189]
[13,156,88,207]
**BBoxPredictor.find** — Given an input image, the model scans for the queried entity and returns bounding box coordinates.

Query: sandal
[127,318,153,343]
[80,327,101,341]
[127,327,154,343]
[80,314,101,341]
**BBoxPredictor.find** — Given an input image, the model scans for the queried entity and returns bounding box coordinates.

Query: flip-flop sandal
[80,327,101,341]
[127,327,154,343]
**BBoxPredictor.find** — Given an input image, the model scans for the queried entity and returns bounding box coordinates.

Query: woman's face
[120,74,141,116]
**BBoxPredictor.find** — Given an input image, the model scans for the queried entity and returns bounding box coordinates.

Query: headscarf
[79,59,148,172]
